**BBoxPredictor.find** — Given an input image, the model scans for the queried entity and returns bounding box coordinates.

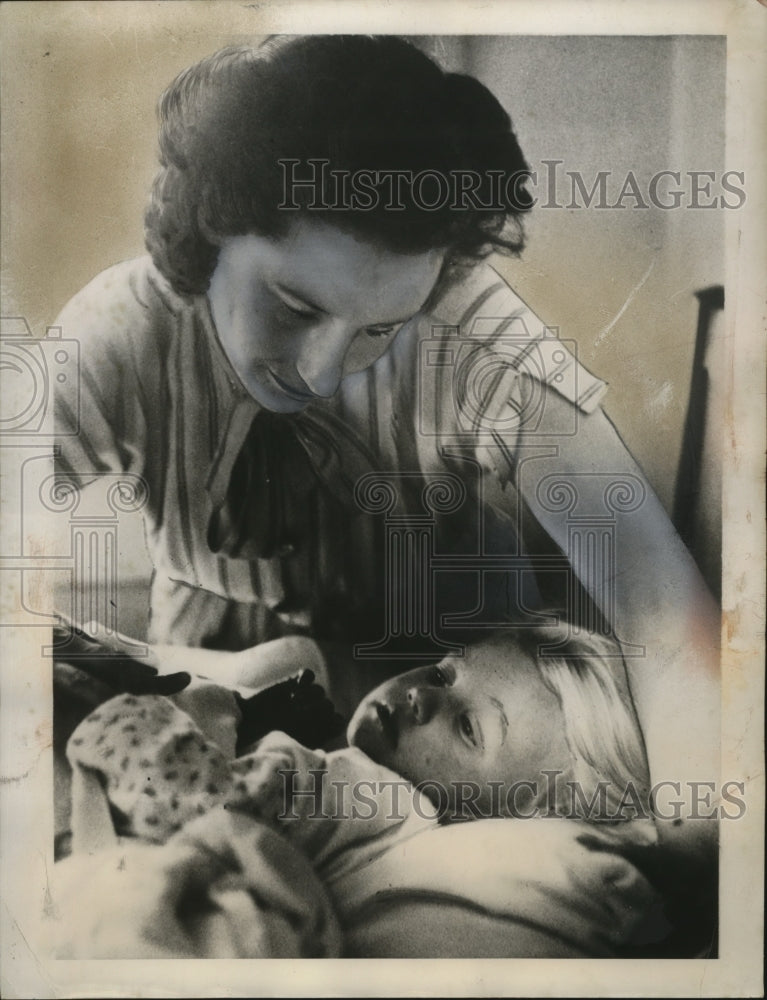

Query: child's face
[347,636,571,814]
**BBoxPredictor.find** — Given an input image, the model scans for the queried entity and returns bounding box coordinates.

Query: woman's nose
[296,322,353,398]
[406,686,435,725]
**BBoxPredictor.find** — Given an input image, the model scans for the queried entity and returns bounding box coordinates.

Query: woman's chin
[234,368,313,413]
[247,384,311,413]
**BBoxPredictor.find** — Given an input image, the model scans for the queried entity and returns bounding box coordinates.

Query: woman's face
[207,218,445,412]
[347,637,571,814]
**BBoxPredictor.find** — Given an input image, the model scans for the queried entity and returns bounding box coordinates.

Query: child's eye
[459,714,477,747]
[432,666,449,686]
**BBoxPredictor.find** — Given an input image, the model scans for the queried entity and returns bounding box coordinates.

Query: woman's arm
[53,266,152,483]
[514,376,720,865]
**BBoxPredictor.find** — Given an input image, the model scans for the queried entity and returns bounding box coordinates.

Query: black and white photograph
[0,1,764,996]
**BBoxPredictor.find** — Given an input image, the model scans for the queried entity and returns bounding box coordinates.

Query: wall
[426,35,725,515]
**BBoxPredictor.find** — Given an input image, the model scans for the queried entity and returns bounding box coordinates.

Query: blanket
[54,809,342,958]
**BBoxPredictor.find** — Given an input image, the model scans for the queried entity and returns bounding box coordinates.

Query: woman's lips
[267,368,315,401]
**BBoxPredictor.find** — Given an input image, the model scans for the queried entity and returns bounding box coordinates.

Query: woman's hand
[52,617,192,696]
[53,615,328,695]
[53,616,343,755]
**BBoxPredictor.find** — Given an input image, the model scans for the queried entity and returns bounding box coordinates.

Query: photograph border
[1,1,764,996]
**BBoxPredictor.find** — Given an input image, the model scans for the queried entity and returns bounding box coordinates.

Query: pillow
[332,816,659,958]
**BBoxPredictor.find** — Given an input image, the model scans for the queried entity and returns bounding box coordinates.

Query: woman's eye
[460,714,477,747]
[281,301,316,320]
[274,289,317,320]
[365,325,396,340]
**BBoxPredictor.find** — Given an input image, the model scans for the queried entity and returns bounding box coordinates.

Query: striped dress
[54,255,607,652]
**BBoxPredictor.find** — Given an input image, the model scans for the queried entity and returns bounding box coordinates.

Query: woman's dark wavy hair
[145,35,534,297]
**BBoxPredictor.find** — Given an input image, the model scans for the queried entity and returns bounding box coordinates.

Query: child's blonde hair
[513,621,650,822]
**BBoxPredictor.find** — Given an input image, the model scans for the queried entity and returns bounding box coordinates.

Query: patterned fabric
[54,256,607,649]
[66,693,232,842]
[66,693,438,860]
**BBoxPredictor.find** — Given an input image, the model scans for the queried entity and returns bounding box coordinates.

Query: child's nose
[406,686,435,725]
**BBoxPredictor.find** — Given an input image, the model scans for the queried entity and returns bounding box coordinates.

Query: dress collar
[196,293,261,509]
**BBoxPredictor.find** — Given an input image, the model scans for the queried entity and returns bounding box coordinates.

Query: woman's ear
[197,208,224,247]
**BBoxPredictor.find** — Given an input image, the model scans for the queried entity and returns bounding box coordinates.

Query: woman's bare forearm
[516,380,720,862]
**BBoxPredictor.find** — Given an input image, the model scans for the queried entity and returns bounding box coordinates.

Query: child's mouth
[375,702,398,748]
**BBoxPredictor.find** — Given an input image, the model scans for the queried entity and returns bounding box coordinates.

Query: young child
[346,624,651,823]
[58,622,662,960]
[65,621,651,857]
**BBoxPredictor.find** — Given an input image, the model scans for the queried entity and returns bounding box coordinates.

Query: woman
[54,35,543,650]
[53,35,719,871]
